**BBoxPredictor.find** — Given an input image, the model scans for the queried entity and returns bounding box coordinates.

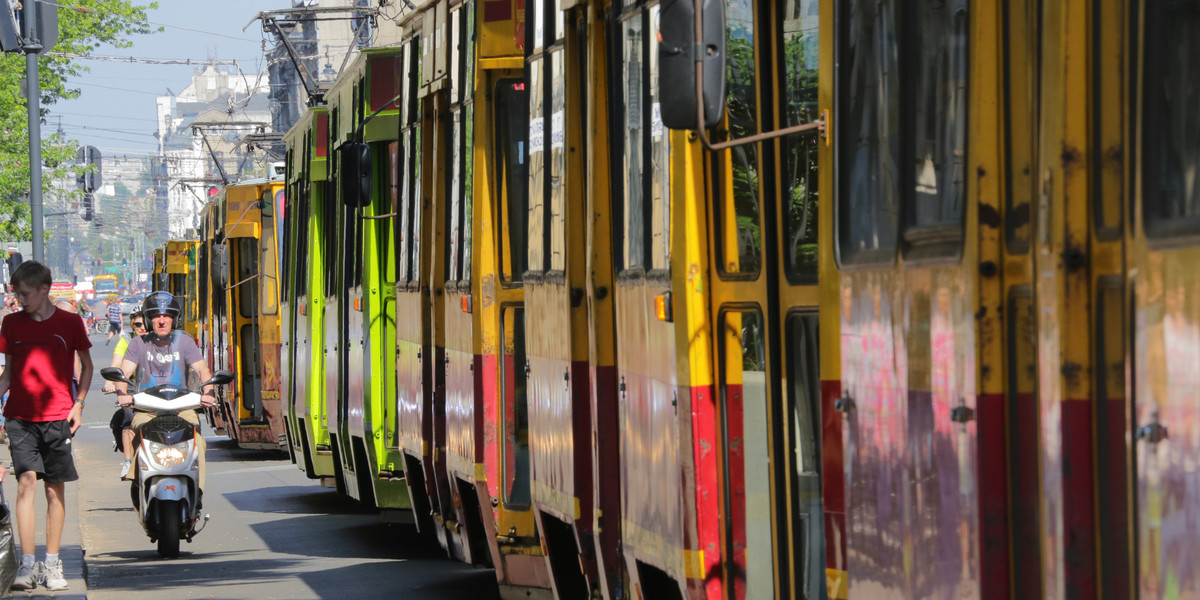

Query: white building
[155,65,272,238]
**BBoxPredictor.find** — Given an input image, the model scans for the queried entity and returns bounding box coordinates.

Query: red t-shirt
[0,307,92,421]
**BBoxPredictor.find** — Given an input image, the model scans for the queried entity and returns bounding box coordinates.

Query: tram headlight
[147,441,190,468]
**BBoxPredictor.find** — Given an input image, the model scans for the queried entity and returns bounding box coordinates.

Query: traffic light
[0,4,19,52]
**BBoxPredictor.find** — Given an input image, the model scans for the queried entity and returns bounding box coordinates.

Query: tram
[266,0,1200,597]
[281,106,338,486]
[158,240,200,339]
[197,178,289,450]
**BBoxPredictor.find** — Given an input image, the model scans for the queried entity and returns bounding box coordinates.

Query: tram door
[1130,2,1200,599]
[705,0,824,597]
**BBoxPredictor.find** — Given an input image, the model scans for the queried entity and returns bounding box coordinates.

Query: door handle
[950,398,975,424]
[1137,421,1168,444]
[834,393,854,414]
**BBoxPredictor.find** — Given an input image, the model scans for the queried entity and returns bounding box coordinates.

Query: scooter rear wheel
[157,500,182,558]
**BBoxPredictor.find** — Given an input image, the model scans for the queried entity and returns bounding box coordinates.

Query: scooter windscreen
[140,414,195,445]
[142,384,193,401]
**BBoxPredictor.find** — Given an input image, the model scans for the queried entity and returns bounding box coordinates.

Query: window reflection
[623,16,645,270]
[1144,0,1200,233]
[719,0,762,276]
[781,0,819,282]
[904,0,968,236]
[837,0,899,263]
[502,306,529,507]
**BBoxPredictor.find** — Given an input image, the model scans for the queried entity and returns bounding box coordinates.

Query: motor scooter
[99,367,233,557]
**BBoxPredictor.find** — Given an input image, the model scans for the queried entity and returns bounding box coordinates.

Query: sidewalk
[0,455,87,599]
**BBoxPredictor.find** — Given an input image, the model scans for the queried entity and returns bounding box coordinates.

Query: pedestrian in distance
[0,261,92,591]
[105,299,122,346]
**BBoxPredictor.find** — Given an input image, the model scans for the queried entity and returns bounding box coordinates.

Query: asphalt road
[63,332,502,599]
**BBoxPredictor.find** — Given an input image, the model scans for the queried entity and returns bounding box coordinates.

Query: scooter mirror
[100,367,133,385]
[203,370,234,387]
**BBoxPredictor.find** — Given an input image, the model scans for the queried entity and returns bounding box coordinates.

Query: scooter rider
[114,291,216,492]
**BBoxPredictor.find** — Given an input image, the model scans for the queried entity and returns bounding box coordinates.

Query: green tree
[0,0,158,239]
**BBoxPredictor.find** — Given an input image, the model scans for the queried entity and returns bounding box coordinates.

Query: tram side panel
[395,33,438,536]
[520,1,598,596]
[1129,2,1199,598]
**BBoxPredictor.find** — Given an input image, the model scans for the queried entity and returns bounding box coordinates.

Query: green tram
[282,106,337,485]
[282,48,411,517]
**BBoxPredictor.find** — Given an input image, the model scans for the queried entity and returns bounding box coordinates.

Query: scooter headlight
[147,441,191,468]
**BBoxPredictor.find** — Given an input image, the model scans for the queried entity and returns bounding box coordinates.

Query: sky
[46,1,294,161]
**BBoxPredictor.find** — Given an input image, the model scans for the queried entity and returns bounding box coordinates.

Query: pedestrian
[105,299,122,346]
[0,261,92,591]
[104,314,148,479]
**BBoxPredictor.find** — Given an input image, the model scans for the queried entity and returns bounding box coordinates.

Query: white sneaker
[42,559,68,591]
[11,556,37,590]
[119,459,132,480]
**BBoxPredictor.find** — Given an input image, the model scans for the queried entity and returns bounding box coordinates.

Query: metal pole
[23,3,43,262]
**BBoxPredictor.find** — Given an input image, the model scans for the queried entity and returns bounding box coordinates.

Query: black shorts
[108,321,121,333]
[5,418,79,482]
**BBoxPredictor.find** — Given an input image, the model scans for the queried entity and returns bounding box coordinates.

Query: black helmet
[141,291,181,322]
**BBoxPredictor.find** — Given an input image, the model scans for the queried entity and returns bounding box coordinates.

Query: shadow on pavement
[299,560,502,600]
[84,554,303,593]
[223,485,378,516]
[201,438,290,464]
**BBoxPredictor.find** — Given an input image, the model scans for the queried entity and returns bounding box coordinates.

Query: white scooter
[100,367,233,557]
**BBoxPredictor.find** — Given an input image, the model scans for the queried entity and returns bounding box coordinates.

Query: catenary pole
[24,3,44,262]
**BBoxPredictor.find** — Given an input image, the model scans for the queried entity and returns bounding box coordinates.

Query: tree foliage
[0,0,158,240]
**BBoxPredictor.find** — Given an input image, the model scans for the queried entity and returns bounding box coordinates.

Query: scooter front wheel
[156,500,182,558]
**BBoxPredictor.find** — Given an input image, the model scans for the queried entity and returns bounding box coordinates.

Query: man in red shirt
[0,262,92,591]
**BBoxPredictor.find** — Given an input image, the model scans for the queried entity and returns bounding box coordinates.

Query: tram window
[398,131,414,283]
[717,307,774,596]
[621,15,646,270]
[198,243,209,318]
[1142,0,1200,238]
[386,142,400,285]
[449,110,464,282]
[451,7,461,105]
[496,79,530,283]
[715,0,763,277]
[261,192,280,316]
[295,184,310,299]
[780,0,819,283]
[548,49,567,271]
[528,57,547,273]
[170,274,186,300]
[324,176,339,297]
[786,313,819,473]
[463,102,474,281]
[240,324,262,418]
[350,200,365,288]
[501,305,530,507]
[836,0,899,265]
[785,310,822,596]
[1003,0,1036,255]
[237,238,259,320]
[900,0,968,256]
[462,4,476,282]
[282,158,293,301]
[648,4,670,271]
[412,124,423,284]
